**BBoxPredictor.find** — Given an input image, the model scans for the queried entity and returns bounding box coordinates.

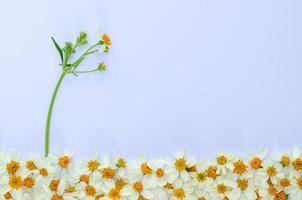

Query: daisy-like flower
[258,160,282,185]
[231,158,250,177]
[271,150,291,169]
[169,179,194,200]
[41,178,77,200]
[115,157,127,178]
[142,159,170,188]
[277,173,292,193]
[80,153,101,176]
[122,178,154,200]
[0,166,31,200]
[76,175,104,200]
[127,155,153,182]
[48,148,74,171]
[247,148,268,171]
[191,159,214,188]
[166,152,196,182]
[214,150,235,175]
[92,28,112,53]
[231,176,257,199]
[33,156,57,187]
[0,151,22,176]
[288,146,302,179]
[211,176,237,200]
[100,155,117,182]
[288,176,302,199]
[99,179,129,200]
[193,188,213,200]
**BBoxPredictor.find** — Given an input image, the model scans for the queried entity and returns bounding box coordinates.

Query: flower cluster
[1,147,302,200]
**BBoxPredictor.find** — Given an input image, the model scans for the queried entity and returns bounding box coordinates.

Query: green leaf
[51,37,64,63]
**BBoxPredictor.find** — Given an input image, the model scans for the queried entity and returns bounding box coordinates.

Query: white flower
[99,179,129,200]
[288,176,302,199]
[142,159,170,187]
[214,150,235,175]
[259,160,283,185]
[76,176,103,200]
[211,176,237,200]
[48,148,74,171]
[123,178,154,200]
[191,159,213,188]
[169,179,194,200]
[41,178,77,200]
[0,167,30,200]
[166,151,196,182]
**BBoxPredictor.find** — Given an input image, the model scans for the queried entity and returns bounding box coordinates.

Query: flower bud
[98,62,106,71]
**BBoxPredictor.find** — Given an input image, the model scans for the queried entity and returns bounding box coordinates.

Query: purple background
[0,0,301,158]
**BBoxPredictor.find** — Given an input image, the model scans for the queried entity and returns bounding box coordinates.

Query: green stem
[73,69,98,74]
[45,73,66,157]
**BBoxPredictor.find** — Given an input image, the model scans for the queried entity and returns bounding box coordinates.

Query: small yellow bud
[98,63,106,71]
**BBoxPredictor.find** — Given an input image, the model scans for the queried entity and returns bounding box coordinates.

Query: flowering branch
[45,32,111,157]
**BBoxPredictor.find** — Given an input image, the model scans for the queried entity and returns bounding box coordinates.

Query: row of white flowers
[0,147,302,200]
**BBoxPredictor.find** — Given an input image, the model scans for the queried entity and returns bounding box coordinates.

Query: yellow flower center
[102,167,116,179]
[9,175,23,189]
[233,160,247,175]
[138,195,148,200]
[266,166,277,177]
[237,179,248,190]
[49,179,60,192]
[280,178,291,188]
[51,194,63,200]
[175,159,187,172]
[156,168,165,177]
[6,160,20,175]
[297,177,302,190]
[116,158,126,168]
[87,160,99,172]
[164,183,173,189]
[141,163,153,175]
[217,155,228,165]
[293,158,302,171]
[274,191,287,200]
[198,197,206,200]
[23,177,35,188]
[250,157,262,169]
[173,188,185,199]
[39,168,48,177]
[108,188,120,200]
[217,184,228,194]
[196,172,207,183]
[85,185,96,196]
[58,156,70,168]
[80,174,90,184]
[26,160,37,170]
[186,165,197,172]
[280,156,290,167]
[102,34,112,46]
[115,179,127,190]
[65,186,76,193]
[268,185,277,196]
[206,166,218,180]
[4,192,12,200]
[133,182,143,193]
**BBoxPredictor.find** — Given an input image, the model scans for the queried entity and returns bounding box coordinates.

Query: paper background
[0,0,301,158]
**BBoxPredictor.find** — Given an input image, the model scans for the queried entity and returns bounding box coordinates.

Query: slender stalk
[45,73,66,157]
[73,69,98,74]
